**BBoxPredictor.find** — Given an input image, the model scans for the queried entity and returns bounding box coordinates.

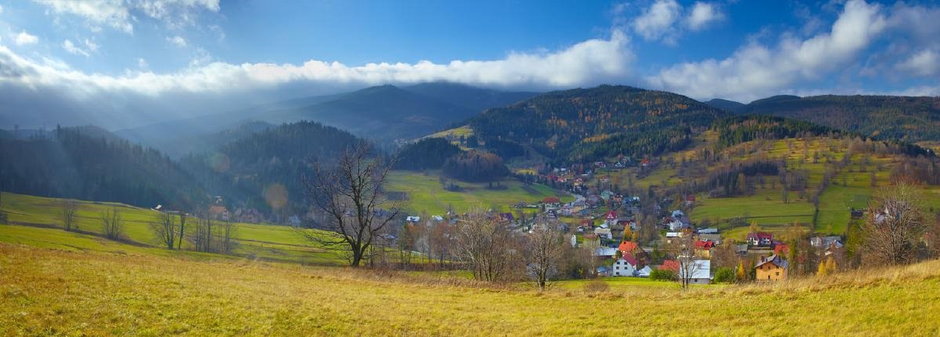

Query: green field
[386,170,569,214]
[2,225,940,336]
[0,192,346,265]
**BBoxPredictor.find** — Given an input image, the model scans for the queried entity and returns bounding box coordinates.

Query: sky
[0,0,939,129]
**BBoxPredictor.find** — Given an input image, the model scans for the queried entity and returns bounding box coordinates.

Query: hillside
[466,85,728,163]
[2,225,939,335]
[735,95,940,144]
[181,121,363,215]
[704,98,745,112]
[0,127,204,210]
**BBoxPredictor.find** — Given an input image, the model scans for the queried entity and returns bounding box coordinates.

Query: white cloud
[167,35,187,47]
[138,58,149,69]
[896,49,939,77]
[62,39,90,57]
[31,0,221,33]
[686,2,723,31]
[646,0,886,101]
[0,4,4,15]
[632,0,681,42]
[0,30,632,98]
[15,31,39,46]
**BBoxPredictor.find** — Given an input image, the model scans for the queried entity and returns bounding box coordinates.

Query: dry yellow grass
[2,228,940,336]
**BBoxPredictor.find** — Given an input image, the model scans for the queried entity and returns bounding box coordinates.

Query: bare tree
[525,217,565,291]
[61,199,78,231]
[150,211,178,249]
[177,212,187,250]
[862,181,927,266]
[191,215,214,253]
[428,220,454,268]
[217,220,237,254]
[666,232,703,289]
[301,143,399,267]
[454,211,522,282]
[100,207,123,240]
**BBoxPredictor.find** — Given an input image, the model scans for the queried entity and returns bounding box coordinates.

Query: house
[405,215,421,223]
[636,266,653,277]
[698,233,722,244]
[594,228,613,240]
[594,247,618,258]
[596,266,611,277]
[681,260,712,284]
[755,254,789,281]
[694,240,716,258]
[612,254,638,276]
[810,236,844,249]
[746,232,774,247]
[697,228,719,234]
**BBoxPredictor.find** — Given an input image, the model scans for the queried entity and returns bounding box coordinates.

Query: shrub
[650,269,676,281]
[714,267,735,283]
[582,280,609,293]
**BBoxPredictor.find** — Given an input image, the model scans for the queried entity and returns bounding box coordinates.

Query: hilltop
[729,94,940,144]
[467,85,727,163]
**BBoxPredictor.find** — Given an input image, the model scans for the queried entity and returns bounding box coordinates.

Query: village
[393,158,851,285]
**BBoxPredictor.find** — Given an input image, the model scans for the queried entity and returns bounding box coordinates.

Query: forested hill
[181,121,364,214]
[0,127,204,209]
[733,95,940,143]
[467,85,728,163]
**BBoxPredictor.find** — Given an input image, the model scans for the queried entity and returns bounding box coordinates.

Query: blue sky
[0,0,938,128]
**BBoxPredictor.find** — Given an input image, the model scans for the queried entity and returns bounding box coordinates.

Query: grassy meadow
[0,192,347,265]
[385,170,569,214]
[2,225,940,336]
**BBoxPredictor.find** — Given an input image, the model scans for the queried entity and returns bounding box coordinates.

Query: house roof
[755,254,789,269]
[694,240,716,250]
[619,241,638,254]
[683,260,711,279]
[543,197,561,204]
[747,232,773,240]
[660,260,680,271]
[619,253,638,266]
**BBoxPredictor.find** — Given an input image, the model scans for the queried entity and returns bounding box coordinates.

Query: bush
[713,267,735,283]
[650,269,676,281]
[582,280,609,293]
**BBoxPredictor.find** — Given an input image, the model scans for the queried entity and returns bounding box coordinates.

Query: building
[681,260,712,284]
[755,254,789,281]
[612,254,638,277]
[746,232,774,247]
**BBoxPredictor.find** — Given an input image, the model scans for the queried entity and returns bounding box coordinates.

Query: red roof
[605,210,617,220]
[747,232,773,240]
[620,252,638,266]
[694,240,716,250]
[619,241,638,254]
[774,243,790,255]
[543,197,561,204]
[660,260,680,271]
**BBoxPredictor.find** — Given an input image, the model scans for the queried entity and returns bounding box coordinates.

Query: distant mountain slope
[0,127,204,209]
[181,121,363,213]
[736,95,940,143]
[466,85,728,162]
[266,85,475,144]
[119,83,531,157]
[705,98,745,113]
[403,82,538,113]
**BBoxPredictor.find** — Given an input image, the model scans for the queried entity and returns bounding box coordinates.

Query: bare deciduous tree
[525,217,565,291]
[218,220,237,254]
[302,143,399,267]
[666,232,703,289]
[862,181,927,266]
[454,211,522,282]
[151,211,178,249]
[61,199,78,231]
[100,207,123,240]
[177,212,187,250]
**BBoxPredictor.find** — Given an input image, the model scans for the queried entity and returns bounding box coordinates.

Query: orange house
[755,255,788,281]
